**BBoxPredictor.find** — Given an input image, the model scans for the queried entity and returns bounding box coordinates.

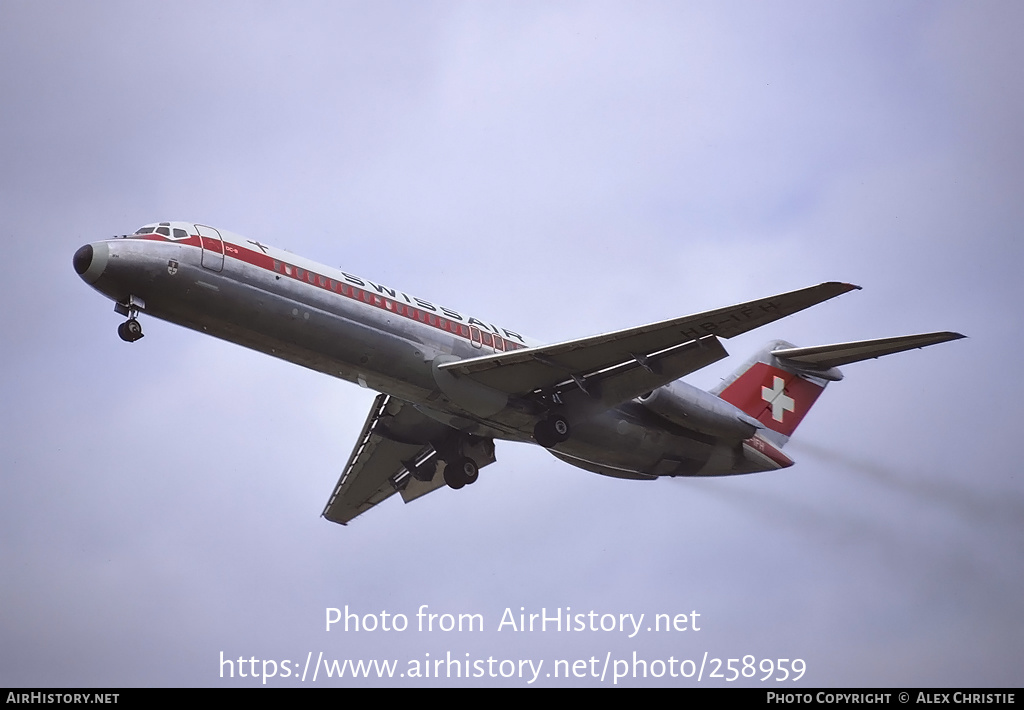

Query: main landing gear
[442,456,479,490]
[436,435,493,490]
[114,295,145,342]
[533,414,570,448]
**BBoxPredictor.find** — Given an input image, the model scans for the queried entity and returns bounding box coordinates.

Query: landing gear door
[196,224,225,272]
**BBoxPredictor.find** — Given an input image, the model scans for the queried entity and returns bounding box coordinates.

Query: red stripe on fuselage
[129,233,525,351]
[743,434,794,468]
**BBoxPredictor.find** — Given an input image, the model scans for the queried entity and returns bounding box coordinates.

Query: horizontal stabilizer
[772,331,965,370]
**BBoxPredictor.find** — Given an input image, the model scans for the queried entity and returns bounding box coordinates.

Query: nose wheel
[117,318,144,342]
[114,295,146,342]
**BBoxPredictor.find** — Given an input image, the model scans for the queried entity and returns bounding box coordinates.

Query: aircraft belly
[552,407,742,478]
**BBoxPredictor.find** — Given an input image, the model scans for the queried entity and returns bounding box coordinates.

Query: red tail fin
[718,361,826,437]
[713,340,829,446]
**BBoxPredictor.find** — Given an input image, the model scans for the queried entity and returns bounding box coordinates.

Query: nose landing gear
[114,295,146,342]
[117,318,144,342]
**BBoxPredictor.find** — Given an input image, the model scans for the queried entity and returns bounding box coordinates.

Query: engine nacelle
[637,380,761,440]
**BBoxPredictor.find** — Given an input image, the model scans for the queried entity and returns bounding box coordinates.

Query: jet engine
[637,381,761,441]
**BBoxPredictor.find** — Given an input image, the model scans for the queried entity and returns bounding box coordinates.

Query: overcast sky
[2,1,1022,687]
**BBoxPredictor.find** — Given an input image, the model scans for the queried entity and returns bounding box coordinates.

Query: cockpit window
[172,228,187,239]
[156,227,171,237]
[134,226,156,234]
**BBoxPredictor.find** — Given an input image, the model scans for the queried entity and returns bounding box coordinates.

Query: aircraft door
[196,224,225,272]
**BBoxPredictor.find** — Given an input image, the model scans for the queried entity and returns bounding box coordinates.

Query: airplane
[73,221,964,525]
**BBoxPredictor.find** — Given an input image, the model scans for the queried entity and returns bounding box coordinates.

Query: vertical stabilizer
[712,340,833,448]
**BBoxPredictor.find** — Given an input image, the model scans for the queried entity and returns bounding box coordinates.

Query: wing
[322,394,464,525]
[439,282,860,398]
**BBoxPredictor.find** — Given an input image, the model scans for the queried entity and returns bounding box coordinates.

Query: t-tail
[713,331,965,449]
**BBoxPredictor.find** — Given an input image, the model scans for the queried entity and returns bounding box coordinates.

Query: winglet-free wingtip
[812,282,861,300]
[921,331,967,343]
[915,331,967,350]
[817,281,861,296]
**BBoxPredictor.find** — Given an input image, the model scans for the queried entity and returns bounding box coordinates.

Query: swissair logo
[762,376,795,422]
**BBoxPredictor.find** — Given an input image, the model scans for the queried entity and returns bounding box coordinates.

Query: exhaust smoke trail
[786,439,1024,530]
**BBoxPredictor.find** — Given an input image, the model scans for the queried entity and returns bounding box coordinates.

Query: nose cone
[73,241,108,284]
[73,244,93,275]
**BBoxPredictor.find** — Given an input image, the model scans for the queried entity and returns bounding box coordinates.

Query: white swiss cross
[762,375,795,422]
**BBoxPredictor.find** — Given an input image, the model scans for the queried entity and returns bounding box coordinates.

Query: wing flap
[322,394,452,525]
[558,335,729,413]
[398,461,448,503]
[439,282,859,394]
